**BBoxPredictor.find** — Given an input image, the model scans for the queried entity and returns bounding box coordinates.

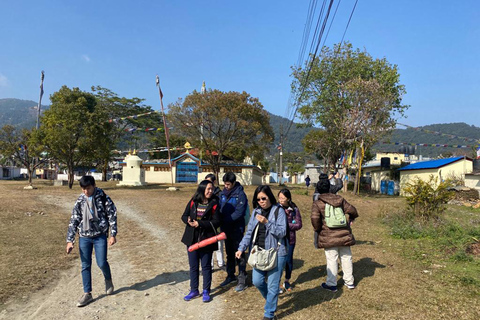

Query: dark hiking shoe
[234,282,247,292]
[105,279,114,295]
[219,276,236,287]
[184,290,200,301]
[77,293,93,307]
[321,282,338,292]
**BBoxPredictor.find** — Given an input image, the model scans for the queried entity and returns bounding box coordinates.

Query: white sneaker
[344,283,355,289]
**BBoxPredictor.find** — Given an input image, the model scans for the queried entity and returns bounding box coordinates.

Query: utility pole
[200,81,206,161]
[156,75,174,186]
[36,70,45,130]
[278,126,283,185]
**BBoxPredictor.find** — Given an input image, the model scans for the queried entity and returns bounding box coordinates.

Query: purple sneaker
[184,290,200,301]
[202,290,211,303]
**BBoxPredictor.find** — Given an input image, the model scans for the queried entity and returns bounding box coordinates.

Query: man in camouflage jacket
[66,176,117,307]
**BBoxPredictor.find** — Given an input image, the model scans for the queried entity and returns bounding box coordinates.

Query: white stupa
[118,151,146,186]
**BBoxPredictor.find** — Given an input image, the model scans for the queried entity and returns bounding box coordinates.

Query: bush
[403,175,454,220]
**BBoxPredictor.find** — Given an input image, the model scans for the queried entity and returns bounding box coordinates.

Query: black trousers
[225,236,247,283]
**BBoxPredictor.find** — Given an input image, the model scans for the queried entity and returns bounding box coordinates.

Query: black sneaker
[219,276,236,287]
[77,293,93,307]
[234,282,247,292]
[321,282,338,292]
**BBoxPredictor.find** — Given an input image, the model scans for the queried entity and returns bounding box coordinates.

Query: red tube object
[188,232,227,252]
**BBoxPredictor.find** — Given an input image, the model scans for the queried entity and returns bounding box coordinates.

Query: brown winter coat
[311,193,358,248]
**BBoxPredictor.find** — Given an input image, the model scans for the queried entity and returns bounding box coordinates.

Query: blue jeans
[79,234,112,293]
[284,243,295,280]
[187,248,213,291]
[252,254,287,318]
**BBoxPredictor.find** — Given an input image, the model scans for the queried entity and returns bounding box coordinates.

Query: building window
[154,166,170,172]
[394,157,398,160]
[144,166,150,171]
[224,167,242,174]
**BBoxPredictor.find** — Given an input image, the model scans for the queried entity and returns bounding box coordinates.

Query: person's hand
[108,236,117,246]
[66,242,74,254]
[256,215,268,224]
[235,250,243,259]
[328,174,333,179]
[349,220,354,227]
[188,218,199,228]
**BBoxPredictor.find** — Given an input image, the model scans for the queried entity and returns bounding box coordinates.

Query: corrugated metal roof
[398,156,465,171]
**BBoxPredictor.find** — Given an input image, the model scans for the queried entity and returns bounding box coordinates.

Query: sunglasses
[257,197,268,201]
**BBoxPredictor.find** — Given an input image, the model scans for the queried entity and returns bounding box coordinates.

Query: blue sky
[0,0,479,127]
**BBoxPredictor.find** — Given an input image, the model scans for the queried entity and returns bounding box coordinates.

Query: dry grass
[0,181,479,319]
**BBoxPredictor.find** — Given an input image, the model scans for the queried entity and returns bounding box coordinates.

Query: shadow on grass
[356,240,376,245]
[275,257,386,318]
[352,257,386,285]
[276,284,338,318]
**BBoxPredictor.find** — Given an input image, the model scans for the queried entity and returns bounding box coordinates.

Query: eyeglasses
[257,197,268,201]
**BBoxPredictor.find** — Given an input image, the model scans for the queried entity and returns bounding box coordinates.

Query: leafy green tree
[169,89,274,177]
[91,86,162,180]
[292,42,408,193]
[302,129,342,171]
[38,86,105,188]
[0,125,46,186]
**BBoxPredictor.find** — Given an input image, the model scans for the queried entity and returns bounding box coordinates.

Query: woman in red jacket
[181,180,220,302]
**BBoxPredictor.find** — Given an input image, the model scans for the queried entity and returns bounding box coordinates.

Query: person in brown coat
[311,175,359,292]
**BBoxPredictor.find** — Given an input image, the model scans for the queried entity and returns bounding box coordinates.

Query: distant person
[205,173,226,271]
[219,172,248,292]
[236,185,287,320]
[305,175,311,188]
[277,188,303,293]
[66,176,117,307]
[181,180,220,302]
[311,175,359,292]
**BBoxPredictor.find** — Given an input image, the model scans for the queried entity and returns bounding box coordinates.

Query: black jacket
[181,197,220,252]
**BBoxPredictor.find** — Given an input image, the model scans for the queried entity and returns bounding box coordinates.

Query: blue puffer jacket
[220,182,248,239]
[238,204,288,257]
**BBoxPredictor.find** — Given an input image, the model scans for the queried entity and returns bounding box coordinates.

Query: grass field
[0,180,479,319]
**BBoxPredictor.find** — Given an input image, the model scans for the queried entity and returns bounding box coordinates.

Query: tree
[0,125,47,186]
[169,89,274,177]
[302,129,341,171]
[38,86,105,188]
[292,42,408,193]
[91,86,162,181]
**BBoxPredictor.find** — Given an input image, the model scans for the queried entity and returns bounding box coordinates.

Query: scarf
[82,193,98,232]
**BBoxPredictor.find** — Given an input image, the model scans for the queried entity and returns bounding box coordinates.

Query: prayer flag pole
[156,75,174,185]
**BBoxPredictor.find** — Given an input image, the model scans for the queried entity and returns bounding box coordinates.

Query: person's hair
[192,180,214,203]
[252,185,277,209]
[316,177,330,194]
[222,172,236,183]
[79,176,95,188]
[278,188,297,209]
[205,173,216,183]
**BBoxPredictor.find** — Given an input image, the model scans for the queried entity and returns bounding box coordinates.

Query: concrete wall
[371,170,392,192]
[465,175,480,196]
[399,159,473,195]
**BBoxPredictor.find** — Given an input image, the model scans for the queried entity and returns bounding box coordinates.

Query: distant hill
[373,123,480,158]
[2,98,477,159]
[0,98,48,129]
[268,113,314,154]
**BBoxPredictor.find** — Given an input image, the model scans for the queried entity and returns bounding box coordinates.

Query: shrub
[403,175,455,220]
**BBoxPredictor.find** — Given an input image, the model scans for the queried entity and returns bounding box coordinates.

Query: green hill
[0,98,48,129]
[268,113,314,154]
[374,123,480,158]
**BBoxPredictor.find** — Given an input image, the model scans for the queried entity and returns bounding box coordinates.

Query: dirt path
[0,195,225,320]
